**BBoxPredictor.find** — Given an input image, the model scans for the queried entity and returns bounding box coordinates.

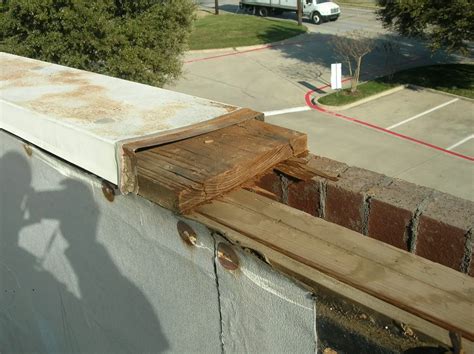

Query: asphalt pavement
[167,4,474,200]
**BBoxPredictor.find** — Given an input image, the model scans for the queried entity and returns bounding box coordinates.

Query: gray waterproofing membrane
[0,130,315,352]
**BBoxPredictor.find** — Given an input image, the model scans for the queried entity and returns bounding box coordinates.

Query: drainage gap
[461,228,473,274]
[361,195,372,236]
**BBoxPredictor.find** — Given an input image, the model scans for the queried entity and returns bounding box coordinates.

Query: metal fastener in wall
[217,243,239,270]
[101,181,115,202]
[177,221,197,246]
[23,144,32,157]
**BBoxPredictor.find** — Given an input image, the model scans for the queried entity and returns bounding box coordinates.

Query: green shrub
[0,0,197,86]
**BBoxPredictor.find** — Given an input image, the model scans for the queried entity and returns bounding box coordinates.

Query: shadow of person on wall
[0,150,169,353]
[0,151,79,353]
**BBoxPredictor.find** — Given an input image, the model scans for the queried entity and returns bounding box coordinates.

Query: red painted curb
[304,89,474,162]
[184,39,310,64]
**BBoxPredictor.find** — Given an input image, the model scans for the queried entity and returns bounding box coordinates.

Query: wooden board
[120,108,263,193]
[191,210,474,352]
[190,189,474,342]
[135,119,307,212]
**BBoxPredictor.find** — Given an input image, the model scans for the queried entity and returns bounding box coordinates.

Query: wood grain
[135,119,307,212]
[191,189,474,341]
[274,156,339,181]
[119,108,263,193]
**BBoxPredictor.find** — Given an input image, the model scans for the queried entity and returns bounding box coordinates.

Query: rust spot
[0,58,45,82]
[23,144,33,157]
[217,243,239,270]
[48,71,89,86]
[177,221,197,246]
[101,181,115,202]
[27,84,130,124]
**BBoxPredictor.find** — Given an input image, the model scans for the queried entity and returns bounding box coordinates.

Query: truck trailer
[239,0,341,24]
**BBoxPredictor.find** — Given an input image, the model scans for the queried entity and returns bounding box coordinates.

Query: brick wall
[253,155,474,275]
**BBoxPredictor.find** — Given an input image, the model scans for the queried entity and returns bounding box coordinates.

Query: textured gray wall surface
[0,130,316,353]
[214,234,316,353]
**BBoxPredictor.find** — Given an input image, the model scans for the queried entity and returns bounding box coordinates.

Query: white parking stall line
[386,98,459,130]
[263,106,311,117]
[446,134,474,151]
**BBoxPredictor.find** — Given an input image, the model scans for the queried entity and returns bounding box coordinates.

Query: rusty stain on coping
[27,84,130,124]
[1,53,241,140]
[1,59,189,134]
[0,57,45,82]
[10,73,193,137]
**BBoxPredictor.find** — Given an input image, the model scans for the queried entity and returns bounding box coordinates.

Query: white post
[331,63,342,90]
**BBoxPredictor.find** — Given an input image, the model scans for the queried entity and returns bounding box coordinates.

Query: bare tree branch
[330,31,375,93]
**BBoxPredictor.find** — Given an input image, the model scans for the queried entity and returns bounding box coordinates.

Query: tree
[0,0,197,87]
[215,0,219,15]
[376,0,474,54]
[331,31,375,93]
[297,0,302,26]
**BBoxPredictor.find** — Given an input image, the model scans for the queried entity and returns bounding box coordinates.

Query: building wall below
[0,130,315,353]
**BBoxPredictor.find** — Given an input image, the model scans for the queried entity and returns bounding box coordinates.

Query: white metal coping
[0,52,240,188]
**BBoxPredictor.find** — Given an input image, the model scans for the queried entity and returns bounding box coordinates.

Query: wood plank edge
[187,211,474,350]
[122,108,263,153]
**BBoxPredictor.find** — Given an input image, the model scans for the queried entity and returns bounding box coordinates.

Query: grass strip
[189,14,307,50]
[318,64,474,106]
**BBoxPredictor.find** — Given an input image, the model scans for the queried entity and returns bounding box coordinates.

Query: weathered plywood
[190,189,474,342]
[135,120,307,213]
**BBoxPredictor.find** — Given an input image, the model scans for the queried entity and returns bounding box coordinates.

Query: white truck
[239,0,341,25]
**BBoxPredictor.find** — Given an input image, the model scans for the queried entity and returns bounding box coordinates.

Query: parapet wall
[3,130,465,353]
[254,154,474,275]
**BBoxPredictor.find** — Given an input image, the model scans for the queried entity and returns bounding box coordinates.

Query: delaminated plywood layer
[135,119,307,213]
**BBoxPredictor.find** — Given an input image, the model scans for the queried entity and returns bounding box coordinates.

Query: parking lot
[169,5,474,201]
[266,87,474,201]
[344,88,474,158]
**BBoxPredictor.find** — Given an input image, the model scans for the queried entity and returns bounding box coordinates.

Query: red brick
[254,171,282,202]
[284,155,348,216]
[287,179,320,216]
[416,192,474,271]
[325,167,387,233]
[367,180,432,251]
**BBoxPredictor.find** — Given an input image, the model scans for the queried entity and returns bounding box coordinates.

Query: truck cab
[304,0,340,24]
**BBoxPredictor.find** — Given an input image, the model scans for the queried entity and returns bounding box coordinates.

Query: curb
[188,32,310,54]
[315,85,406,111]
